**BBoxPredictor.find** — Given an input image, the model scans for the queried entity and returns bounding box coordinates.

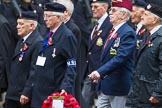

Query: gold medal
[96,37,103,46]
[110,48,117,55]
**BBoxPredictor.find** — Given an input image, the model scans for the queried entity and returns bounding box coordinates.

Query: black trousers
[5,99,30,108]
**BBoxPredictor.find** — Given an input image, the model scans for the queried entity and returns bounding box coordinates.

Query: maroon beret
[112,0,132,11]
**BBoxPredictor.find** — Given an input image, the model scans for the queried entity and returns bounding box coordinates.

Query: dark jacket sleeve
[152,42,162,102]
[60,34,77,94]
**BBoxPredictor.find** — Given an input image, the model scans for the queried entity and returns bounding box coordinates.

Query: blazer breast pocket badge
[110,47,117,55]
[96,37,103,46]
[113,37,120,48]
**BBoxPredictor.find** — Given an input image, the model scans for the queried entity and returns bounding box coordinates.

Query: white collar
[97,12,108,30]
[150,25,162,36]
[136,22,143,34]
[113,22,126,33]
[23,32,32,42]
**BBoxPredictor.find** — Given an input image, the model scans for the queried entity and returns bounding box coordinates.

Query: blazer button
[89,52,92,55]
[86,60,88,63]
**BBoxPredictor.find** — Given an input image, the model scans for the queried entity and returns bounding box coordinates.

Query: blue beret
[44,2,66,13]
[146,3,162,18]
[133,0,148,8]
[19,11,38,21]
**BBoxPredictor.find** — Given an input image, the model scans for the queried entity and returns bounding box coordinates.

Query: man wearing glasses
[88,0,136,108]
[30,2,77,108]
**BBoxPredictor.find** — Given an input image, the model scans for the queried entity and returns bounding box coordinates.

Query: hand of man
[149,96,160,104]
[20,95,29,105]
[88,71,100,83]
[60,89,67,95]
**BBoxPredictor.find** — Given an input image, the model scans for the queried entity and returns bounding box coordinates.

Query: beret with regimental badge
[145,3,162,18]
[112,0,132,11]
[44,2,66,13]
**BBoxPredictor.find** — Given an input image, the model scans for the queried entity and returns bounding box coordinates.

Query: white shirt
[110,22,126,39]
[91,13,108,39]
[136,22,143,34]
[150,25,162,36]
[23,32,32,42]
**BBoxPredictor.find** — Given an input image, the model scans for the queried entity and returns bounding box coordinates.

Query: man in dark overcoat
[5,11,43,108]
[0,7,16,100]
[126,3,162,108]
[89,0,136,107]
[30,2,77,108]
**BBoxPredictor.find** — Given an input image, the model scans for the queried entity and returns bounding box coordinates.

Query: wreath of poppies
[42,92,80,108]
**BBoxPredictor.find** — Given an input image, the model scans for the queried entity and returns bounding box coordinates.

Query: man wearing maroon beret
[88,0,136,108]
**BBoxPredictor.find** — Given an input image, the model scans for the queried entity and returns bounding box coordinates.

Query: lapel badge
[48,37,53,45]
[96,37,103,46]
[19,43,28,62]
[113,37,120,47]
[110,47,117,55]
[97,30,102,36]
[52,48,56,58]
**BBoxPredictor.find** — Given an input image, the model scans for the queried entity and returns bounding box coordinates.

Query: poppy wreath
[42,92,80,108]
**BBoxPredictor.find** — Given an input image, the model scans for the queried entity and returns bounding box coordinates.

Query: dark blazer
[97,23,136,96]
[135,26,162,105]
[6,30,43,101]
[65,18,81,44]
[0,14,16,90]
[87,16,112,74]
[31,24,77,107]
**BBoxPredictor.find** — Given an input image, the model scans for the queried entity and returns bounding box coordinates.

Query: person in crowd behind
[72,0,93,86]
[55,0,82,104]
[126,3,162,108]
[0,6,16,104]
[88,0,136,108]
[30,2,77,108]
[5,11,43,108]
[82,0,112,108]
[19,0,48,37]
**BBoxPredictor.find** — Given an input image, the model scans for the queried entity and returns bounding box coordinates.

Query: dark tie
[48,31,53,45]
[91,22,99,40]
[103,28,115,51]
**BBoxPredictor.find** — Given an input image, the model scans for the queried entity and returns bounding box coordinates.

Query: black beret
[133,0,147,8]
[145,3,162,18]
[44,2,66,13]
[19,11,38,21]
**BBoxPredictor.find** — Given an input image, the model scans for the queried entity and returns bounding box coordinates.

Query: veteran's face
[141,10,156,27]
[44,11,60,30]
[109,7,123,26]
[17,19,32,37]
[91,2,107,19]
[23,0,31,3]
[131,6,144,24]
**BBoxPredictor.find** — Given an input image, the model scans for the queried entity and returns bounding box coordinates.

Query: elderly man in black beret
[131,0,148,47]
[126,3,162,108]
[5,11,43,108]
[30,2,77,108]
